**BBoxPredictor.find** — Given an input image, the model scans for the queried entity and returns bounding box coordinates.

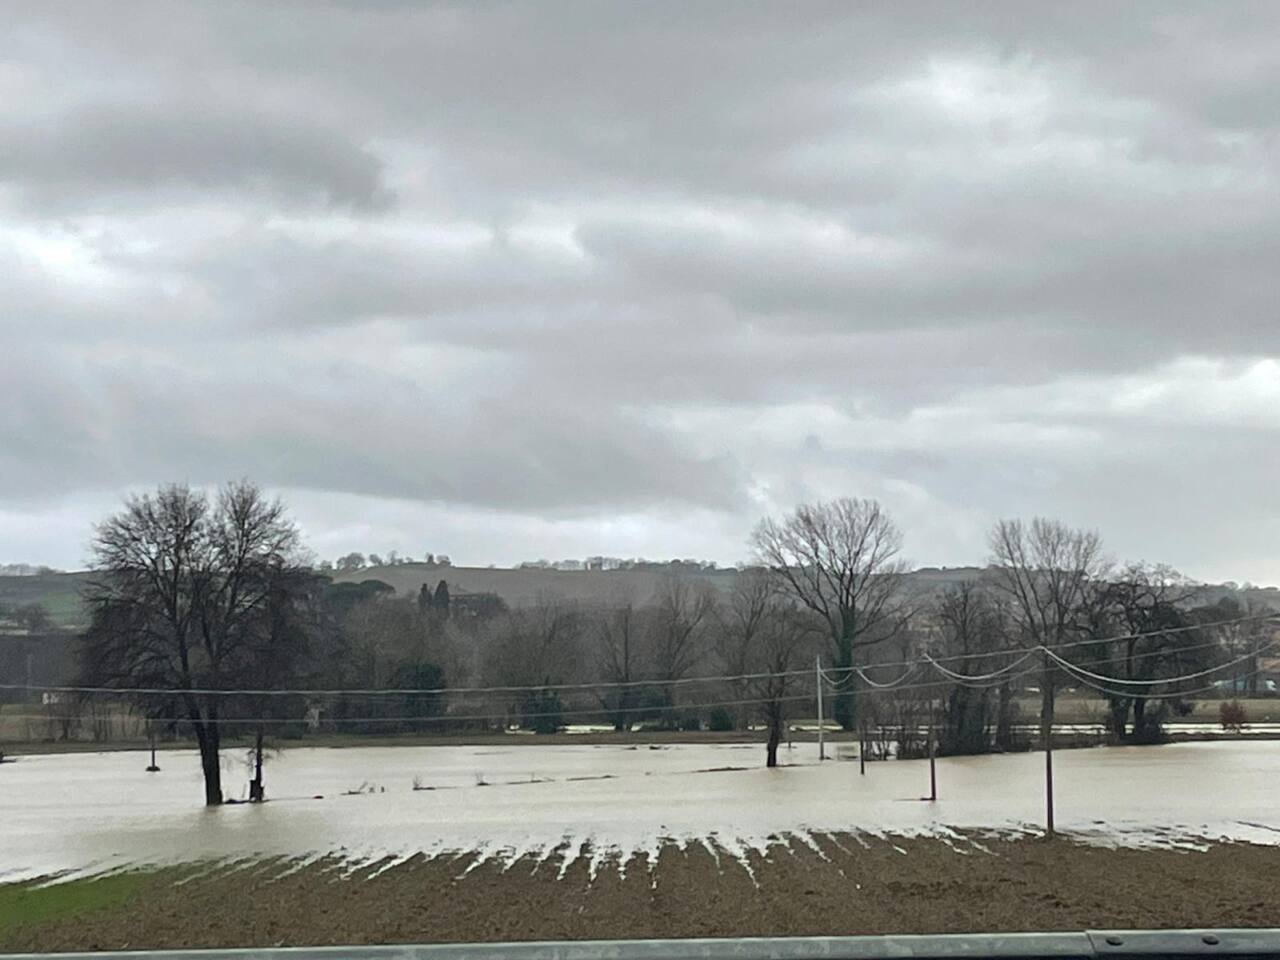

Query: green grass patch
[0,873,146,935]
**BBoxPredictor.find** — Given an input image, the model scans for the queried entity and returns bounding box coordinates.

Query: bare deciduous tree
[647,574,715,719]
[747,599,815,768]
[1208,595,1277,699]
[753,498,908,730]
[714,568,777,729]
[82,482,303,805]
[485,595,583,731]
[933,580,1013,755]
[594,592,642,731]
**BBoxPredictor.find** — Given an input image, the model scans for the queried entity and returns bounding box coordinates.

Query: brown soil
[5,834,1280,952]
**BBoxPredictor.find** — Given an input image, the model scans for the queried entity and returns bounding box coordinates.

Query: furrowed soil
[4,834,1280,951]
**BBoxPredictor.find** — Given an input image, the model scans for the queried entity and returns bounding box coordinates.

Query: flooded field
[3,740,1278,883]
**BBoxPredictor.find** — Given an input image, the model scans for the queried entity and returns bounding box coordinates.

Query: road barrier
[4,931,1280,960]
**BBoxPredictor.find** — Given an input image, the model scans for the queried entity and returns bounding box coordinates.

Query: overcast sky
[3,2,1279,583]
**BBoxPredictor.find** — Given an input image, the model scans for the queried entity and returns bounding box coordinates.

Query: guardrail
[4,931,1279,960]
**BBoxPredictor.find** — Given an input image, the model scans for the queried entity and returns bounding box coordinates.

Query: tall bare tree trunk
[185,693,224,806]
[196,727,223,806]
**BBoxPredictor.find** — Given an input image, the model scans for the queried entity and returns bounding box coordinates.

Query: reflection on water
[2,740,1277,882]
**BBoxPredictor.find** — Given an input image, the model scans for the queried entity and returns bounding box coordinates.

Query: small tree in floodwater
[729,573,815,768]
[82,482,311,806]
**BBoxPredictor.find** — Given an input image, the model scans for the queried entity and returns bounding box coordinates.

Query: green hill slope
[0,572,93,629]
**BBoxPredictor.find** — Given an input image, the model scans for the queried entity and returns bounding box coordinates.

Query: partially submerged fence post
[146,717,160,773]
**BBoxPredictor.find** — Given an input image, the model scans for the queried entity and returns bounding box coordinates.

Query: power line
[0,666,814,699]
[818,618,1278,683]
[854,668,1040,696]
[1053,672,1258,703]
[922,650,1037,683]
[823,634,1276,696]
[816,628,1272,690]
[1045,639,1280,688]
[2,692,818,727]
[908,635,1265,686]
[819,663,921,689]
[5,612,1273,701]
[10,649,1272,729]
[821,612,1280,675]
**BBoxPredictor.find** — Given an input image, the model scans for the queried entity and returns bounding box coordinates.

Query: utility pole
[858,715,867,775]
[928,696,938,802]
[815,655,826,761]
[1042,648,1055,838]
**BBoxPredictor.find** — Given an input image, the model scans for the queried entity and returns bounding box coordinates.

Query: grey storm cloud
[0,103,392,212]
[2,1,1279,582]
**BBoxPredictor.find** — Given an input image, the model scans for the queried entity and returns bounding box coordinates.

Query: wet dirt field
[5,833,1280,951]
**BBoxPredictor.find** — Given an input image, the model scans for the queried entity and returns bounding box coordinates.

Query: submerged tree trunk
[766,706,783,768]
[188,695,223,807]
[1109,697,1129,741]
[196,727,223,806]
[249,725,265,802]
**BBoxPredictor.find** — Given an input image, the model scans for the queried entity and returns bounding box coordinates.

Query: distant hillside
[335,563,735,605]
[0,571,93,629]
[334,563,987,606]
[341,562,1280,612]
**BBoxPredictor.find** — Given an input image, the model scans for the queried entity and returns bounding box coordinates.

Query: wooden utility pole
[928,697,938,802]
[816,656,826,761]
[858,712,867,775]
[1041,649,1055,838]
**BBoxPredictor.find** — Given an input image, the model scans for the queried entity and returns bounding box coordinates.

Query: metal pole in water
[859,717,866,776]
[1042,648,1055,838]
[928,696,937,801]
[146,717,160,772]
[815,655,826,762]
